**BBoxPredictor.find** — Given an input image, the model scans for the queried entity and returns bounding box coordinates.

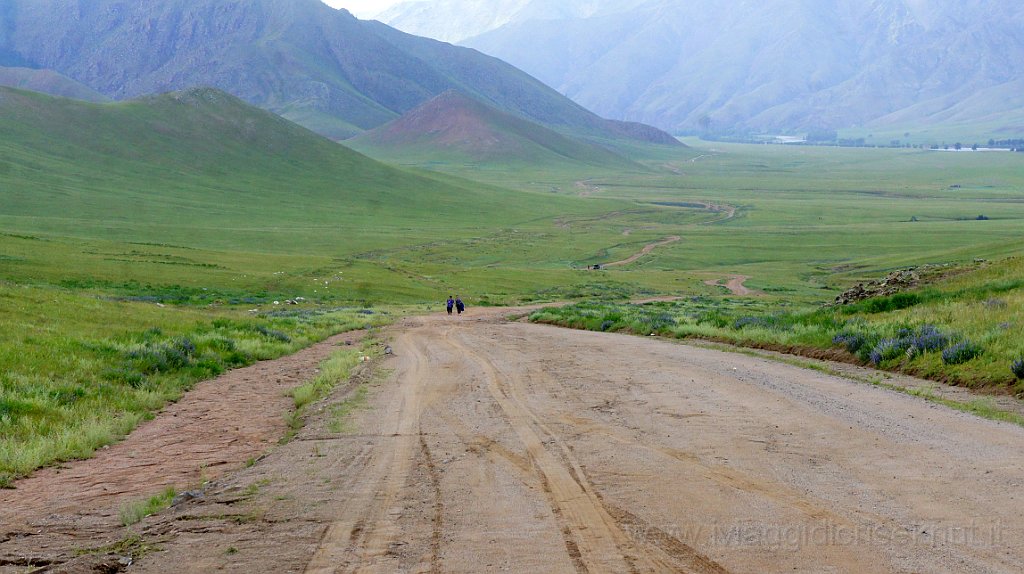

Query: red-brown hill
[351,90,639,168]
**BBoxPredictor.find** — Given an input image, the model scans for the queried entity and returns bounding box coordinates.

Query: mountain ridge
[0,0,676,145]
[379,0,1024,136]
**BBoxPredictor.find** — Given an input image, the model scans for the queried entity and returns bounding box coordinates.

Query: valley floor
[4,309,1023,573]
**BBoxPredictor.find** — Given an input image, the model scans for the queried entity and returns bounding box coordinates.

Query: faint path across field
[602,235,682,268]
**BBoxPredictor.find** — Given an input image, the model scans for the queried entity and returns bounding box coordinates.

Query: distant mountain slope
[428,0,1024,135]
[350,90,638,168]
[0,0,675,145]
[0,86,546,246]
[0,66,108,102]
[376,0,644,44]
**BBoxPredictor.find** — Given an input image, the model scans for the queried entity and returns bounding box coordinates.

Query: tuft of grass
[74,532,156,559]
[120,486,177,526]
[283,340,377,442]
[328,384,371,434]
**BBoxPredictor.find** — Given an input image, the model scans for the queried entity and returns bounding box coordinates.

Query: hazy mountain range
[381,0,1024,135]
[376,0,645,44]
[0,0,674,145]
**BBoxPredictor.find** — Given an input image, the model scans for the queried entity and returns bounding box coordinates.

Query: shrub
[904,325,950,358]
[833,332,868,353]
[1012,359,1024,380]
[942,341,982,365]
[869,338,909,365]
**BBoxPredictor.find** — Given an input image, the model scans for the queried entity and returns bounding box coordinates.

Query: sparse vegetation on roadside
[74,532,156,559]
[0,299,389,486]
[531,257,1024,394]
[283,338,380,442]
[119,486,177,526]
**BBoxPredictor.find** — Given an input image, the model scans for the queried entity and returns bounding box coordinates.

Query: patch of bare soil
[0,330,365,572]
[7,309,1024,573]
[703,275,760,296]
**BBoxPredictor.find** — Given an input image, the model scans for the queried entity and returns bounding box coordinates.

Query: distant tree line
[988,138,1024,151]
[699,132,1024,152]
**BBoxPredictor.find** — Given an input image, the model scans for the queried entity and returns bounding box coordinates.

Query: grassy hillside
[349,90,639,169]
[0,86,593,253]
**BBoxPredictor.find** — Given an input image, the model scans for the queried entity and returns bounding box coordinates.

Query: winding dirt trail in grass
[704,275,760,296]
[6,310,1024,573]
[602,235,682,268]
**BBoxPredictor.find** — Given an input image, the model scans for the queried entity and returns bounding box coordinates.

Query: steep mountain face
[383,0,1024,134]
[0,66,108,102]
[0,0,675,144]
[350,90,638,167]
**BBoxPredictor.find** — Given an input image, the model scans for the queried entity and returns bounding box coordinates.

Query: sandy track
[8,310,1024,572]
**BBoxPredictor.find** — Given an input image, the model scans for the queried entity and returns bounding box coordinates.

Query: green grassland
[3,86,1024,482]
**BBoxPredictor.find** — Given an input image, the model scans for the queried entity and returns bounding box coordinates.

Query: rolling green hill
[349,90,641,169]
[0,86,575,253]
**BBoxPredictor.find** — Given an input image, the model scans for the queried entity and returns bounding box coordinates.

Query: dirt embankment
[4,310,1024,573]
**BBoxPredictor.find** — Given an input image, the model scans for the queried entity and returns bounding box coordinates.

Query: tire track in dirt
[445,332,639,573]
[418,432,444,574]
[445,329,722,573]
[304,329,430,574]
[305,323,460,574]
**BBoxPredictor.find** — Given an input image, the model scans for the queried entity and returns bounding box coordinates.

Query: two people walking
[446,295,465,316]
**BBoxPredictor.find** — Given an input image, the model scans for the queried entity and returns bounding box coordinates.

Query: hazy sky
[321,0,411,18]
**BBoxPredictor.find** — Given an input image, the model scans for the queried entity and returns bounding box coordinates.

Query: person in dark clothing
[446,295,454,315]
[455,296,465,315]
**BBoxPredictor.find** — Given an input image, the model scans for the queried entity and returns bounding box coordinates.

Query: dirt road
[6,310,1024,573]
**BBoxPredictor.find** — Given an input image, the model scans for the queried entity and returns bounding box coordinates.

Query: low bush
[833,332,868,354]
[869,338,909,365]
